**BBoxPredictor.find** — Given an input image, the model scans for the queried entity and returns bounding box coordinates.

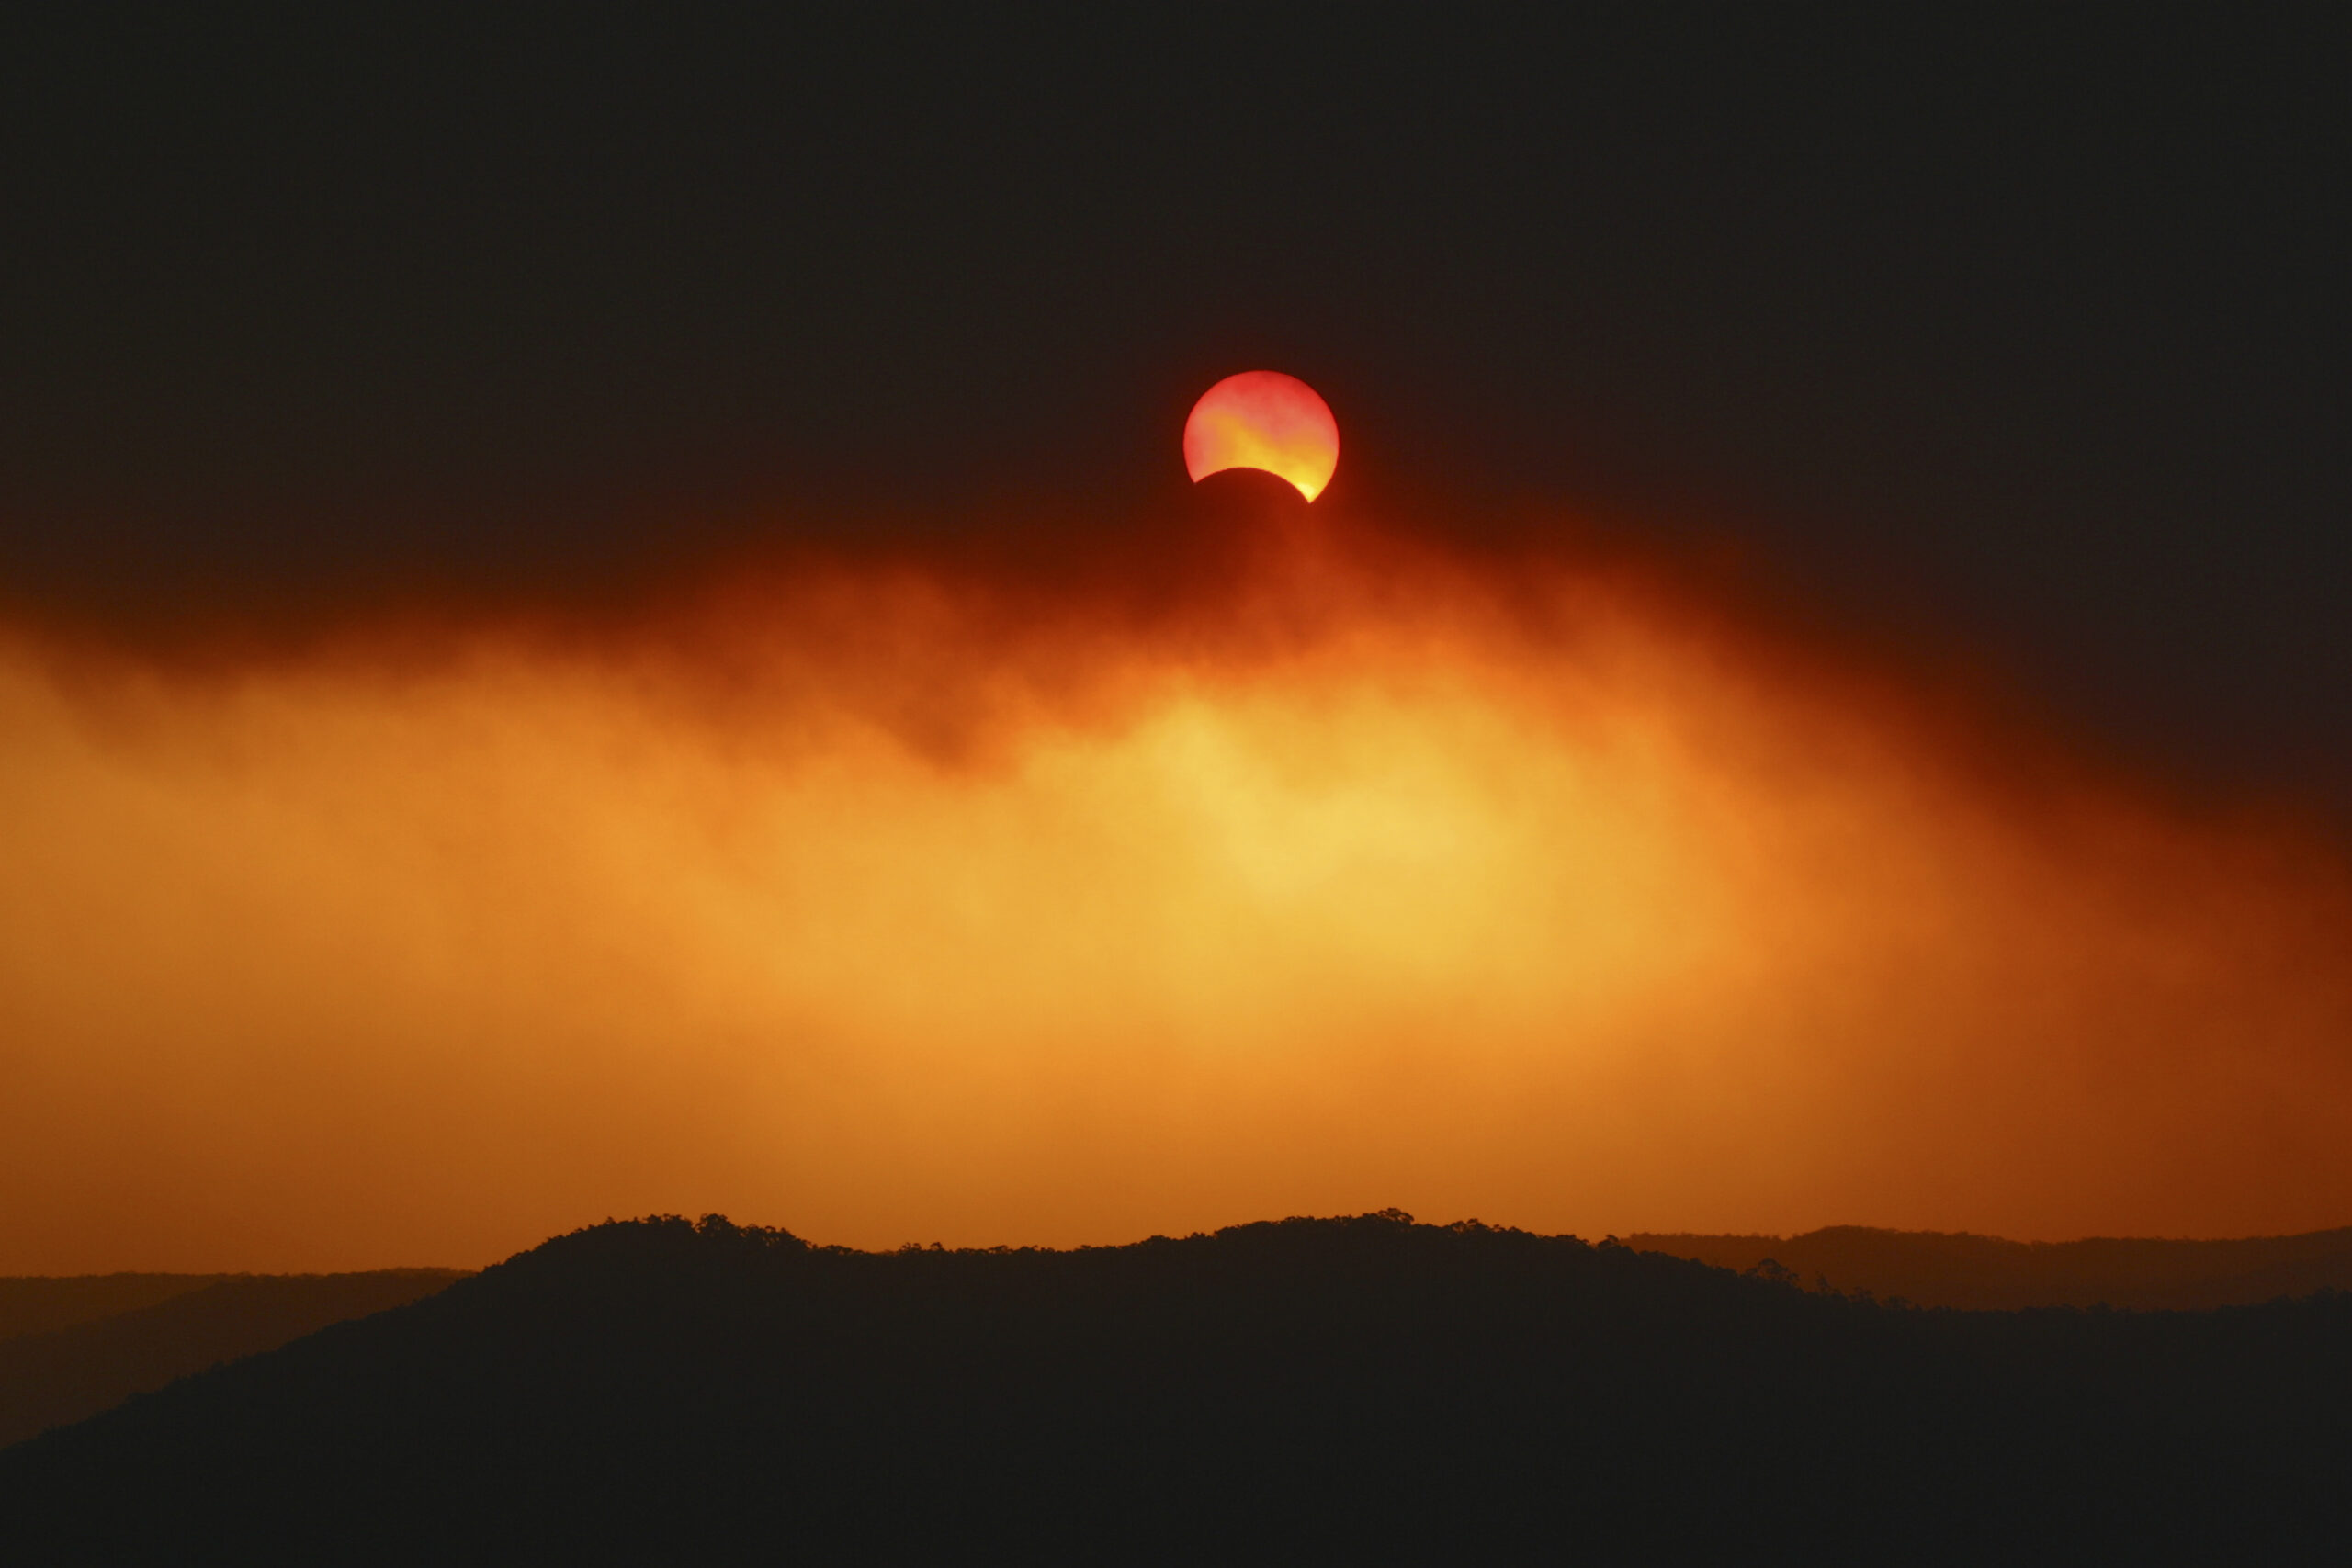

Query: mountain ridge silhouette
[2,1213,2346,1564]
[0,1269,466,1449]
[1632,1224,2352,1310]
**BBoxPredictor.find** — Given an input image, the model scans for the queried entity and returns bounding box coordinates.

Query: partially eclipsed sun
[1183,371,1340,502]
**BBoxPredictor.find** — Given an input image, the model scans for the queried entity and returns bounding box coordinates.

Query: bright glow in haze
[2,526,2349,1271]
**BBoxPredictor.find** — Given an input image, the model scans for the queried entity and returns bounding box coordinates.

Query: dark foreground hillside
[2,1214,2346,1566]
[0,1269,467,1448]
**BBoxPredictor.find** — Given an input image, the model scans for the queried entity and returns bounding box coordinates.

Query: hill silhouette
[0,1270,466,1448]
[1,1213,2346,1565]
[0,1274,241,1339]
[1632,1224,2352,1310]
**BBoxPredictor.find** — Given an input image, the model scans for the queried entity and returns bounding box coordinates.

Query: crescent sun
[1182,371,1340,502]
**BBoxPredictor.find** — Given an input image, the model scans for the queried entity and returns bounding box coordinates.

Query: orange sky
[4,509,2349,1272]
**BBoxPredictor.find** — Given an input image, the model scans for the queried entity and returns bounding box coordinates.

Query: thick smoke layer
[3,502,2347,1270]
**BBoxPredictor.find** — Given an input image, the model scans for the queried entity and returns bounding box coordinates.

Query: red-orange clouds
[3,512,2348,1271]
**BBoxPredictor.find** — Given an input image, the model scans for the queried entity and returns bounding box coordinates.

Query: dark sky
[1,6,2345,801]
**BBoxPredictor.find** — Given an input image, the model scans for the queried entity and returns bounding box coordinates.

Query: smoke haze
[6,497,2346,1271]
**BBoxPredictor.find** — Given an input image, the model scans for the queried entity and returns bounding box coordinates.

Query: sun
[1182,371,1340,502]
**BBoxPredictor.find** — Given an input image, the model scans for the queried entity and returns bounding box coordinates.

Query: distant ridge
[1,1214,2346,1564]
[0,1275,241,1340]
[1630,1225,2352,1310]
[0,1270,467,1449]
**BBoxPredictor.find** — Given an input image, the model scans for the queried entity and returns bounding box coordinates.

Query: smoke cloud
[4,498,2347,1270]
